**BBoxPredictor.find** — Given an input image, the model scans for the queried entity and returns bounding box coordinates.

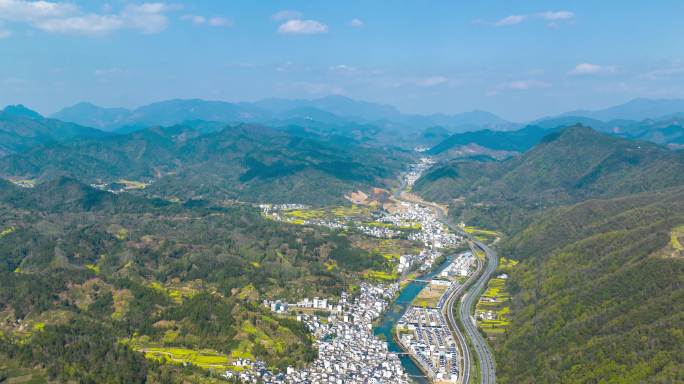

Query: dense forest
[416,126,684,383]
[497,187,684,383]
[0,120,410,206]
[0,178,387,382]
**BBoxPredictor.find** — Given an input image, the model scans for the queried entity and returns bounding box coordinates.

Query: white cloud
[121,3,174,34]
[329,64,357,74]
[416,76,449,87]
[278,19,328,35]
[495,14,526,27]
[488,79,549,95]
[0,0,78,22]
[539,11,574,21]
[0,28,12,38]
[350,18,363,27]
[569,63,616,76]
[478,10,575,28]
[271,10,301,21]
[181,14,205,25]
[34,14,123,34]
[182,14,231,27]
[208,16,230,27]
[0,1,177,35]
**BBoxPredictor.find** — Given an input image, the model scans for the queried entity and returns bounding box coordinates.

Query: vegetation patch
[0,226,16,238]
[139,346,232,370]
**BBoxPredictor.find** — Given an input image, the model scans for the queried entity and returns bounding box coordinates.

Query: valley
[0,100,683,384]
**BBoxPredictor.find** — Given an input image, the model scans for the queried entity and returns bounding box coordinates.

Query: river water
[372,256,452,383]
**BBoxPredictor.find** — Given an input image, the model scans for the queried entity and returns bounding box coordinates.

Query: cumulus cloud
[278,19,328,35]
[271,10,301,21]
[569,63,616,76]
[0,0,77,21]
[0,0,178,35]
[350,18,363,27]
[495,14,526,26]
[34,14,124,34]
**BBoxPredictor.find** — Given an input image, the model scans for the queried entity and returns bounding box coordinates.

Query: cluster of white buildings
[404,157,435,187]
[264,297,341,314]
[356,225,400,238]
[231,283,410,384]
[397,307,460,383]
[440,251,475,278]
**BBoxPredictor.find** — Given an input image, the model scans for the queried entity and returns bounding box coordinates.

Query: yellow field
[464,226,501,237]
[284,209,325,219]
[0,226,16,238]
[364,270,398,281]
[140,347,232,369]
[476,261,516,338]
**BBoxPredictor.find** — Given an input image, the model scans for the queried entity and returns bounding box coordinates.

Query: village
[238,157,470,383]
[226,283,410,383]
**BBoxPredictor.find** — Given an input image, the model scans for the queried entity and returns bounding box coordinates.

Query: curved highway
[458,239,498,384]
[393,169,497,383]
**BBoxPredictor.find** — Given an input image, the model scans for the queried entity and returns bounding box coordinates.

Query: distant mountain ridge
[51,96,516,133]
[0,123,407,205]
[0,104,109,157]
[560,97,684,121]
[415,125,684,229]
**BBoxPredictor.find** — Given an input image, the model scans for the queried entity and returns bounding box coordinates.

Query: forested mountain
[414,123,684,383]
[496,187,684,383]
[560,97,684,121]
[0,178,386,382]
[52,96,515,133]
[0,123,408,205]
[52,102,132,131]
[0,105,109,157]
[427,125,556,159]
[415,125,684,230]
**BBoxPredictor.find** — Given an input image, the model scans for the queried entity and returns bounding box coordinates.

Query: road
[458,238,498,384]
[392,172,497,384]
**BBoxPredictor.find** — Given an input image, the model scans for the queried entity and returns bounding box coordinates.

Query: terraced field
[476,257,518,338]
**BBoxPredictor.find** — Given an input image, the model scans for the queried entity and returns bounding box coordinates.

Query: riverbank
[373,255,453,383]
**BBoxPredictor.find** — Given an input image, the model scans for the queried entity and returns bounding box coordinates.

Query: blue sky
[1,0,683,121]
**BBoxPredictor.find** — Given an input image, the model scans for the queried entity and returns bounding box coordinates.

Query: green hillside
[0,105,109,157]
[0,123,409,205]
[496,187,684,383]
[415,126,684,231]
[0,179,392,382]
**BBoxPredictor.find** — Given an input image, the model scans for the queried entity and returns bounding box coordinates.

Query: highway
[393,170,497,384]
[458,238,498,384]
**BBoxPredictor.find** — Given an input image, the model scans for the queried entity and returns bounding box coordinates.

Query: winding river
[372,256,452,383]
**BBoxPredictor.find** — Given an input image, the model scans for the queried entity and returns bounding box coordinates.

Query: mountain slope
[51,102,132,131]
[52,97,515,135]
[497,187,684,383]
[428,125,555,158]
[561,98,684,121]
[0,105,109,156]
[415,125,684,230]
[0,124,407,205]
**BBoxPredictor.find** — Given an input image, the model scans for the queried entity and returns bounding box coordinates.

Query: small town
[227,283,410,383]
